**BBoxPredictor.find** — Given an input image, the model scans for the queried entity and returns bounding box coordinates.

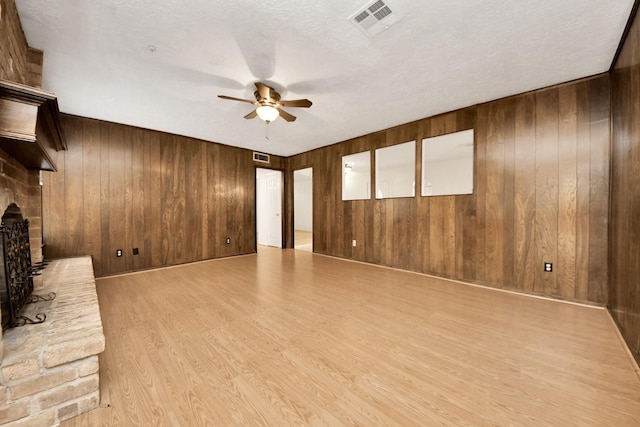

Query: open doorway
[294,168,313,252]
[256,168,283,249]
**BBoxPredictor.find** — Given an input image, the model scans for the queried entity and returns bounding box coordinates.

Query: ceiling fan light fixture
[256,105,279,123]
[219,82,310,123]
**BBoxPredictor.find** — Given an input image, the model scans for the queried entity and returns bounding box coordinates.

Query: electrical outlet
[116,249,123,257]
[226,237,231,245]
[352,240,357,247]
[544,262,553,272]
[132,248,139,255]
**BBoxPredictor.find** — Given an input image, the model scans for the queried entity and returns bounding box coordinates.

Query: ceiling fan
[218,82,312,123]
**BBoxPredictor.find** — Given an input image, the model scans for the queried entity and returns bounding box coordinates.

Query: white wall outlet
[352,240,357,247]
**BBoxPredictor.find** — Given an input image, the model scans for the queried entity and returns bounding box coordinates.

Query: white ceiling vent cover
[349,0,401,37]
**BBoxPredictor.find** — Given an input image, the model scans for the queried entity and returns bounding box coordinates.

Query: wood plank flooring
[294,230,312,252]
[63,247,640,426]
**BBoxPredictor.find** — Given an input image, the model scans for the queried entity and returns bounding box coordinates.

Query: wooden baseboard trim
[95,253,257,280]
[313,251,605,310]
[606,309,640,380]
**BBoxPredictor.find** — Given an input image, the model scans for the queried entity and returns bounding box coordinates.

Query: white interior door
[256,168,282,248]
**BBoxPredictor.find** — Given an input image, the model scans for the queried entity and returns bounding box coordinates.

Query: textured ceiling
[15,0,635,157]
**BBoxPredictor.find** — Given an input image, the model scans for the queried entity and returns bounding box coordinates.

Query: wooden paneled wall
[0,0,43,87]
[610,5,640,365]
[287,75,610,304]
[42,115,285,277]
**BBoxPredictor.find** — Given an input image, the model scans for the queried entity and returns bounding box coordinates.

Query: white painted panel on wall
[342,151,371,200]
[422,129,474,196]
[375,141,416,199]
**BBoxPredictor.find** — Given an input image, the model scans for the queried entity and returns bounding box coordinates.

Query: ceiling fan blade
[278,108,297,122]
[218,95,256,105]
[255,82,272,101]
[244,109,258,119]
[279,99,312,108]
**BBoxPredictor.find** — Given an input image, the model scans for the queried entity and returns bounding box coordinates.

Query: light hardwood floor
[63,248,640,426]
[294,230,312,252]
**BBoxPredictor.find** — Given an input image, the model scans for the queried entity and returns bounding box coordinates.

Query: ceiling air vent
[253,152,270,164]
[349,0,401,37]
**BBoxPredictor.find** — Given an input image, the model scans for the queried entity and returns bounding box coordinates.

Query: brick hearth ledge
[0,256,105,426]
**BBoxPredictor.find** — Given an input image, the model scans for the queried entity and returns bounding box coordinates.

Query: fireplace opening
[0,203,51,329]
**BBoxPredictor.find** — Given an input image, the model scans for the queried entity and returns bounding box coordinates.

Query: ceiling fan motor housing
[255,87,279,106]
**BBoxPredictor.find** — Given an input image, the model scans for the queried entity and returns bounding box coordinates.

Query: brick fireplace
[0,148,43,364]
[1,256,104,426]
[0,2,105,424]
[0,80,105,427]
[0,149,105,427]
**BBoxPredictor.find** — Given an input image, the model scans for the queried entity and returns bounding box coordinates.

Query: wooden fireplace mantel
[0,79,67,171]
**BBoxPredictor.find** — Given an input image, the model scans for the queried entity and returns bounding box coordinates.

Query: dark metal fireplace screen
[0,214,51,329]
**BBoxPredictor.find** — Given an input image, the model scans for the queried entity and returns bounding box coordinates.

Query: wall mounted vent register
[253,152,271,163]
[350,0,401,37]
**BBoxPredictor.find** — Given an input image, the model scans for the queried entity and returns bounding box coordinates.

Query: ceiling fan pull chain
[265,121,270,141]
